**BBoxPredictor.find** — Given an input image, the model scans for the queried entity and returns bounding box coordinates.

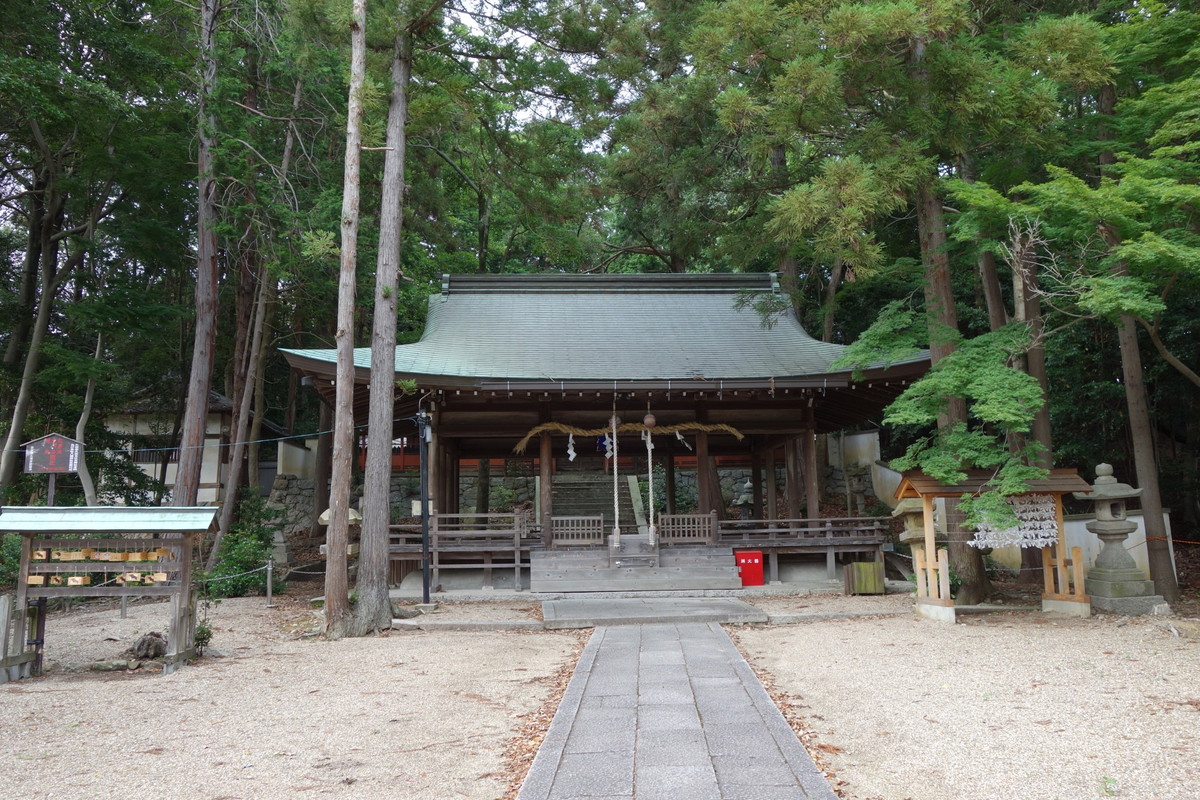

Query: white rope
[644,428,656,546]
[611,412,620,547]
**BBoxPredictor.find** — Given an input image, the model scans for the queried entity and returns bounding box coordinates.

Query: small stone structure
[1073,464,1167,615]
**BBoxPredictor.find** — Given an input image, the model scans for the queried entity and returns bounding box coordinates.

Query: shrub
[0,534,21,588]
[203,495,284,599]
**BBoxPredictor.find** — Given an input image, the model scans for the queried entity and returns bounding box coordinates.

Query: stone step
[530,568,744,593]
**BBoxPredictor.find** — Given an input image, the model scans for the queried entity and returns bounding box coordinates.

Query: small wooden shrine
[1,507,216,681]
[894,469,1091,622]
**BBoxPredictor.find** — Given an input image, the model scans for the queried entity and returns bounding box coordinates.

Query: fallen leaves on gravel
[496,630,588,800]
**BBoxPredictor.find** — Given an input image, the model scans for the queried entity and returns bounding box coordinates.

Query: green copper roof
[283,273,926,385]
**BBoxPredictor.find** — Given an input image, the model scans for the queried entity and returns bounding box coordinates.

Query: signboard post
[22,433,83,505]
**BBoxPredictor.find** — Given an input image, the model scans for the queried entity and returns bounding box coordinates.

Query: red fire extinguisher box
[735,551,764,586]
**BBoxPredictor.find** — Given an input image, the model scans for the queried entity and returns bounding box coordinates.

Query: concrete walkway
[517,621,838,800]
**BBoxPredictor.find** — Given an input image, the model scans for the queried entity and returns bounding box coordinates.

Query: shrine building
[282,272,930,592]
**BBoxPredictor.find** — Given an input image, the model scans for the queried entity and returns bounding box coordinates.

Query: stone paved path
[517,622,838,800]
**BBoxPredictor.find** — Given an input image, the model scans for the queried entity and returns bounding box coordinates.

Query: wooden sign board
[23,433,83,474]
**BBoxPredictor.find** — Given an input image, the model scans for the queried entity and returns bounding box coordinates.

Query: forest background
[2,0,1199,625]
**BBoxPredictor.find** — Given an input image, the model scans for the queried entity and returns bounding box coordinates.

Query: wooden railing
[714,516,890,581]
[658,513,717,544]
[390,512,538,591]
[715,516,888,544]
[550,516,605,547]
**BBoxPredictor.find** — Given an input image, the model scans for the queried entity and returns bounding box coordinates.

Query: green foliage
[830,300,926,377]
[885,325,1045,431]
[488,484,518,512]
[0,534,21,587]
[202,496,284,599]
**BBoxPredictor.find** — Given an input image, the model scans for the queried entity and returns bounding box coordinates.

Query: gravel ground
[0,595,580,800]
[6,591,1199,800]
[735,607,1200,800]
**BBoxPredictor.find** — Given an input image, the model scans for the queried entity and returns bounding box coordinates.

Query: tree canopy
[2,0,1197,604]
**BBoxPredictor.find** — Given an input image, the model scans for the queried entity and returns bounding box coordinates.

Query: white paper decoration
[970,494,1060,549]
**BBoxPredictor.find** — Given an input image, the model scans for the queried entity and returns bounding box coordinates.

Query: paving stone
[635,764,722,800]
[550,752,634,797]
[516,620,837,800]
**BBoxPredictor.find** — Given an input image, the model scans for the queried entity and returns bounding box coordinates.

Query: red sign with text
[24,433,83,474]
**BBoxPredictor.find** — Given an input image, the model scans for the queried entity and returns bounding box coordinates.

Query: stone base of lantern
[1088,592,1167,616]
[1085,566,1164,614]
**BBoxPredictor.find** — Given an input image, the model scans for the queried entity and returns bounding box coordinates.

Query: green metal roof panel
[0,507,218,534]
[283,273,927,382]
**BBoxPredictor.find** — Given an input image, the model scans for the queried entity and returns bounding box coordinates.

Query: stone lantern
[732,480,755,520]
[892,498,928,545]
[1072,464,1166,615]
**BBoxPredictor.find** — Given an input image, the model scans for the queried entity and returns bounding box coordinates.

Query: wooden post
[539,432,553,548]
[1071,546,1086,597]
[765,447,778,521]
[1041,547,1054,595]
[696,430,711,514]
[751,449,764,519]
[13,535,31,670]
[663,443,676,515]
[310,403,332,543]
[912,545,928,598]
[446,440,460,514]
[937,548,952,600]
[802,429,820,520]
[922,495,938,600]
[784,438,801,520]
[164,534,195,676]
[427,408,440,515]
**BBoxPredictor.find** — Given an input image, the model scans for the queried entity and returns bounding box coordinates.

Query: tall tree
[356,0,421,635]
[325,0,369,639]
[174,0,223,506]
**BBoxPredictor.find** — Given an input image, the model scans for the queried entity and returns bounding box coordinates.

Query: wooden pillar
[784,438,802,519]
[802,429,820,519]
[446,440,460,514]
[427,409,441,514]
[765,447,778,521]
[310,403,332,542]
[751,447,764,519]
[923,495,938,601]
[539,432,553,547]
[696,430,711,514]
[663,442,677,515]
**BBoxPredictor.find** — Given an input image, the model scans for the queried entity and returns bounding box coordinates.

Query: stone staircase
[531,472,743,593]
[550,471,637,531]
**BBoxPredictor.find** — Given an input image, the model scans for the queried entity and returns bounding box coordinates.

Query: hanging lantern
[643,413,657,428]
